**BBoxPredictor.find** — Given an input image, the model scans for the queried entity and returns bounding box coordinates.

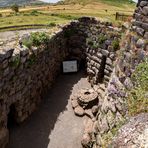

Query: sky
[41,0,138,3]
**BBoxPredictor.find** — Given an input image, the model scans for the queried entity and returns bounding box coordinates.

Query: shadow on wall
[7,71,86,148]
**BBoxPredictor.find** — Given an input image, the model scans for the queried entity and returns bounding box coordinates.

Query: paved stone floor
[7,72,91,148]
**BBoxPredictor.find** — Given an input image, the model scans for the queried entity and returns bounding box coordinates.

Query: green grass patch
[128,58,148,116]
[22,32,50,48]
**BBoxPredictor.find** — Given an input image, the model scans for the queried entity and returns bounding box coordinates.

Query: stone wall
[90,0,148,147]
[70,1,147,147]
[0,29,68,147]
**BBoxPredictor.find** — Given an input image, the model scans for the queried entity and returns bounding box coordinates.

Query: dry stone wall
[91,1,148,147]
[70,1,148,147]
[0,29,68,147]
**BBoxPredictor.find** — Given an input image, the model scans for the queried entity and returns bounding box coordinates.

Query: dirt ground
[7,71,91,148]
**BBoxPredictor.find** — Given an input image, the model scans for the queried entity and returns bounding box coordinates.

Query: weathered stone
[81,133,92,148]
[100,116,109,134]
[74,106,84,117]
[142,6,148,15]
[136,39,145,48]
[92,105,99,115]
[71,99,79,108]
[140,1,148,7]
[136,27,145,36]
[101,49,109,56]
[144,32,148,39]
[85,109,94,119]
[124,77,133,90]
[84,118,94,134]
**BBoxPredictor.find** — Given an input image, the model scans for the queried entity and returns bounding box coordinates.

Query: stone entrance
[7,104,17,129]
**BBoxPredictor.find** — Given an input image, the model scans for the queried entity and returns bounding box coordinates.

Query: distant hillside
[0,0,136,8]
[62,0,136,6]
[0,0,46,7]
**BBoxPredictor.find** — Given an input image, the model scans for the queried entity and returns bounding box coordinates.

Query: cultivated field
[0,1,136,31]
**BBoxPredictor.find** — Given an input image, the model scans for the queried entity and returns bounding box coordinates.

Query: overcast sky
[41,0,138,3]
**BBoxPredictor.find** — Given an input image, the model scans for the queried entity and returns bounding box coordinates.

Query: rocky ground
[112,113,148,148]
[7,71,91,148]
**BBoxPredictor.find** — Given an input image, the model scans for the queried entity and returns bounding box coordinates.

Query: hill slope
[63,0,135,7]
[0,0,45,7]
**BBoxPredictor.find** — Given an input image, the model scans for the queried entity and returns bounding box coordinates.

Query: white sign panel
[63,60,78,73]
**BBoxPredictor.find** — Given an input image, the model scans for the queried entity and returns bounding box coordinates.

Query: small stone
[84,118,94,134]
[136,27,145,36]
[74,106,84,117]
[99,116,109,134]
[92,121,98,134]
[136,39,145,48]
[124,77,133,90]
[105,40,111,46]
[141,22,148,30]
[0,41,4,46]
[106,58,113,66]
[81,133,92,148]
[109,102,116,113]
[85,109,94,119]
[92,105,98,115]
[101,49,109,56]
[140,1,148,7]
[144,32,148,39]
[71,99,78,108]
[142,6,148,16]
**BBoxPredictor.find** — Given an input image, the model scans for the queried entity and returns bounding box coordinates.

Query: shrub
[112,39,120,51]
[22,32,49,48]
[11,4,19,13]
[0,13,2,17]
[22,38,32,49]
[10,56,20,68]
[30,10,39,16]
[98,34,107,45]
[31,32,49,46]
[86,38,94,46]
[27,54,36,67]
[48,22,56,27]
[128,58,148,116]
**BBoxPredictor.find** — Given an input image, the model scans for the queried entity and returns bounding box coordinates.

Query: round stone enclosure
[77,89,98,109]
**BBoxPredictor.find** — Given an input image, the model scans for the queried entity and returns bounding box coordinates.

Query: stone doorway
[7,104,17,129]
[98,55,106,83]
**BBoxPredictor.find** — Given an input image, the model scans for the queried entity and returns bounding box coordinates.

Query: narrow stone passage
[7,71,91,148]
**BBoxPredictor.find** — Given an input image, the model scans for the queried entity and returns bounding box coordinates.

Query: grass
[64,0,135,7]
[0,1,136,31]
[128,58,148,116]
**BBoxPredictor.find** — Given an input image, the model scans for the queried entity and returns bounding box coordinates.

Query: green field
[0,0,136,31]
